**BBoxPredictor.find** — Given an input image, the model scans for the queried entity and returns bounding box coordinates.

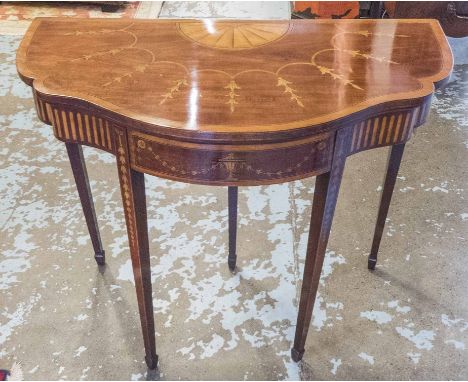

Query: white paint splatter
[117,259,133,283]
[387,300,411,314]
[74,314,89,321]
[358,352,375,365]
[311,251,346,331]
[441,314,465,328]
[80,366,90,380]
[407,352,421,364]
[0,256,32,290]
[428,186,449,194]
[320,251,346,285]
[199,334,225,359]
[396,327,435,350]
[177,343,196,360]
[327,302,344,310]
[330,358,341,375]
[0,293,41,344]
[312,294,327,331]
[445,339,465,350]
[74,346,87,357]
[360,310,393,324]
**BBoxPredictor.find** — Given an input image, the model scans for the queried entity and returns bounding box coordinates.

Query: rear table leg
[66,142,105,265]
[228,186,238,271]
[368,143,406,270]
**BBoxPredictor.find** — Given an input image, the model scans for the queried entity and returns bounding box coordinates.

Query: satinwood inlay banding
[45,104,114,153]
[77,112,84,141]
[348,107,424,155]
[69,111,77,140]
[84,114,91,143]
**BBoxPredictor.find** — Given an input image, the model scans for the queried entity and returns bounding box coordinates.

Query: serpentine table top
[18,18,451,135]
[17,18,453,372]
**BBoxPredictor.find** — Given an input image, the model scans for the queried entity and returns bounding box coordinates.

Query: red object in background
[293,1,359,18]
[0,369,9,381]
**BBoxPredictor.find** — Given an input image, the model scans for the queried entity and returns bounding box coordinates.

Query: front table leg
[368,143,406,270]
[116,132,158,369]
[292,129,349,362]
[65,142,105,265]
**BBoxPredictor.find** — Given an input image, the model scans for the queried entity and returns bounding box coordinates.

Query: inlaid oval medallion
[177,21,291,50]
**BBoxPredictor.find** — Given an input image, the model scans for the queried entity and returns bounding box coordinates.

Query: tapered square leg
[368,143,405,270]
[65,143,105,265]
[292,128,350,361]
[116,131,158,370]
[228,186,238,271]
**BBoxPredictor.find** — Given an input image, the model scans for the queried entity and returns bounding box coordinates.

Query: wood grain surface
[17,18,452,138]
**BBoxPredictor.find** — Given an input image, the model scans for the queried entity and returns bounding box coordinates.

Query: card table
[17,18,452,370]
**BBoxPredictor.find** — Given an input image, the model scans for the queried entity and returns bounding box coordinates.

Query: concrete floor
[1,2,467,380]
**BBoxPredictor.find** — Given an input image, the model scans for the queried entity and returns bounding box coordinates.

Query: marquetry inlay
[45,104,114,153]
[138,138,327,180]
[55,24,407,112]
[177,21,291,50]
[116,130,137,251]
[128,131,333,185]
[18,19,451,131]
[349,105,428,155]
[33,91,49,124]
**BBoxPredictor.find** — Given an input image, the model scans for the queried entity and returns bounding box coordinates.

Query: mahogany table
[17,18,452,370]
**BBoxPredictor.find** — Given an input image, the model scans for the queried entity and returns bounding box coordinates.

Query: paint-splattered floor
[1,2,467,380]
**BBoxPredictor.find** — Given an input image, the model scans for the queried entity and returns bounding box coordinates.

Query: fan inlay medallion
[177,21,291,50]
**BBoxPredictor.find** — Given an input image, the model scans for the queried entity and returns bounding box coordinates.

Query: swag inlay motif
[61,21,408,112]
